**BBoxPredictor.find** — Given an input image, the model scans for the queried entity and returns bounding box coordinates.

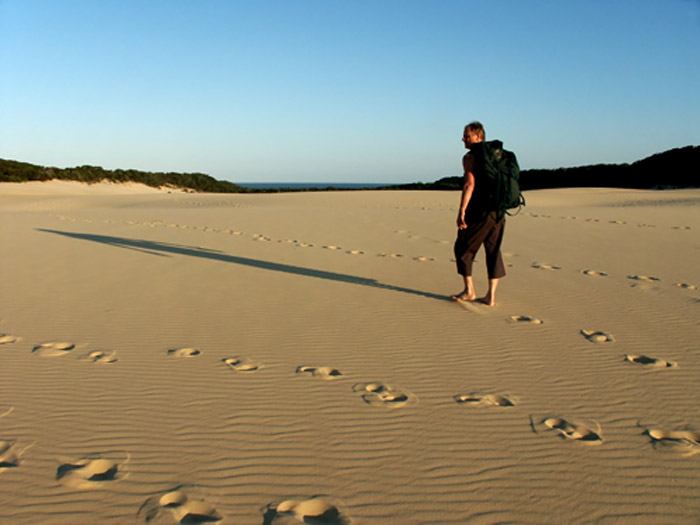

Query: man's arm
[457,153,476,229]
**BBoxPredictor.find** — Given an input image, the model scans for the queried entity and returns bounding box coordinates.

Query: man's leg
[479,217,506,306]
[483,217,506,279]
[452,274,476,301]
[478,278,499,306]
[452,227,481,301]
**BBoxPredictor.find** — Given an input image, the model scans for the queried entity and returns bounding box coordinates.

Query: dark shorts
[454,213,506,279]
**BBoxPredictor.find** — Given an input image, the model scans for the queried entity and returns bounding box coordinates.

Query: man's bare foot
[476,296,496,307]
[451,291,476,302]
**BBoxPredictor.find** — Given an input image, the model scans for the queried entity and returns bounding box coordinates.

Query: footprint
[0,439,33,473]
[346,249,365,255]
[454,393,516,407]
[508,315,543,325]
[139,487,222,524]
[296,366,343,380]
[609,220,626,225]
[222,356,261,372]
[675,282,698,290]
[580,329,614,343]
[261,495,351,525]
[32,342,75,357]
[56,454,129,489]
[0,440,20,469]
[644,428,700,456]
[296,242,314,248]
[413,256,435,262]
[581,269,608,277]
[0,334,19,345]
[542,417,603,445]
[352,382,416,408]
[79,350,118,364]
[624,354,677,369]
[323,245,342,250]
[531,263,561,270]
[627,274,661,283]
[378,253,403,258]
[167,347,201,358]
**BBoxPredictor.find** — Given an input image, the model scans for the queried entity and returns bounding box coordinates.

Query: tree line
[0,158,246,193]
[387,145,699,191]
[1,145,697,193]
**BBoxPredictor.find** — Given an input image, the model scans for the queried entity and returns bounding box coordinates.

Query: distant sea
[237,182,394,190]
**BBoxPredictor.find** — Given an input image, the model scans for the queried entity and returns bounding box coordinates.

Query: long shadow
[37,229,448,301]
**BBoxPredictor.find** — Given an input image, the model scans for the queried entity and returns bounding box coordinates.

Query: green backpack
[472,140,525,219]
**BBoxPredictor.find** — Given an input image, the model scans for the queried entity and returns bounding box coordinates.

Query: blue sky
[1,1,699,184]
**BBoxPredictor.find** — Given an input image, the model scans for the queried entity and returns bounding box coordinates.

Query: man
[451,121,506,306]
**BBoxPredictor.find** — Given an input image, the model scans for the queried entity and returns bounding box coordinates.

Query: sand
[0,180,698,524]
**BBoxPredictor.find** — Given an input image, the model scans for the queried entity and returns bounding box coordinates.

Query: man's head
[463,121,485,149]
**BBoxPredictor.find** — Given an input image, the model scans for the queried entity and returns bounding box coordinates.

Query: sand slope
[0,183,698,524]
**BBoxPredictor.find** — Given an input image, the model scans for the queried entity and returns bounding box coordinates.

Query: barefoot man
[451,121,506,306]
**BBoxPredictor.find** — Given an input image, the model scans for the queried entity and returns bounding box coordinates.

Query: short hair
[465,121,485,140]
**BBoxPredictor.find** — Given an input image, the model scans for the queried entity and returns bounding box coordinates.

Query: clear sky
[1,1,699,184]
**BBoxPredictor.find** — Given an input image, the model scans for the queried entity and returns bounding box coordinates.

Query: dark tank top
[465,151,491,222]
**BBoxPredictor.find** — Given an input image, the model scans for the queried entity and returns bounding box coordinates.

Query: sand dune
[0,182,698,523]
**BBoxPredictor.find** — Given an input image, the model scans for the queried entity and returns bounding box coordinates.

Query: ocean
[236,182,395,190]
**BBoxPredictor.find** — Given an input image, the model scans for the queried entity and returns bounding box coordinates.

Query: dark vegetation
[0,159,246,193]
[386,145,699,191]
[1,145,697,193]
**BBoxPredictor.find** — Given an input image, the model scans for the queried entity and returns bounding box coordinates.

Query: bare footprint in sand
[627,274,661,283]
[323,245,342,251]
[139,486,222,524]
[644,428,700,456]
[223,356,262,372]
[624,354,677,369]
[296,366,343,380]
[32,342,75,357]
[454,393,516,407]
[581,269,608,277]
[508,315,543,325]
[352,382,417,408]
[542,417,603,445]
[167,347,201,358]
[346,249,365,255]
[79,350,118,364]
[580,329,614,343]
[0,439,27,471]
[531,263,561,270]
[0,334,20,345]
[261,495,351,524]
[378,253,403,258]
[675,282,698,290]
[56,453,130,489]
[413,256,435,262]
[0,438,35,474]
